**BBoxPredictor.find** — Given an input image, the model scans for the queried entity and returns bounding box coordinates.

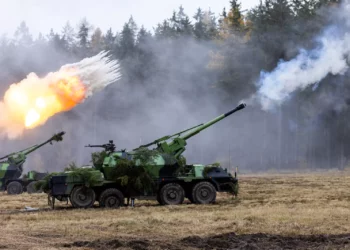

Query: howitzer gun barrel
[180,103,246,141]
[0,154,10,160]
[0,131,65,160]
[23,131,65,155]
[137,123,203,149]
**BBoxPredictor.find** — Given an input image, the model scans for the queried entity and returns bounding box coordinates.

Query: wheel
[99,188,124,208]
[191,182,216,204]
[70,186,96,208]
[27,181,41,194]
[7,181,23,195]
[159,183,185,205]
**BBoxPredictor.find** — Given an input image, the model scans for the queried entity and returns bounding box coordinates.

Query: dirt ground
[2,171,350,249]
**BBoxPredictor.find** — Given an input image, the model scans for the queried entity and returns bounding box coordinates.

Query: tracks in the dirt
[181,233,350,249]
[58,233,350,250]
[0,207,72,215]
[0,208,49,214]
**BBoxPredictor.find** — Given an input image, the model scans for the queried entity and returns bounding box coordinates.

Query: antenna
[94,98,97,143]
[229,142,231,171]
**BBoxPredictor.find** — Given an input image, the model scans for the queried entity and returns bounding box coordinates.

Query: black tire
[70,186,96,208]
[7,181,23,195]
[27,181,41,194]
[160,183,185,205]
[99,188,124,208]
[192,182,216,204]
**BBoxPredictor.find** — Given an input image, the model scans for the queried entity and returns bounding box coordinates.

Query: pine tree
[14,21,33,46]
[137,26,152,45]
[169,10,178,31]
[47,29,55,43]
[135,26,154,80]
[203,8,218,39]
[270,0,294,27]
[181,16,193,36]
[154,20,174,39]
[222,8,227,18]
[91,28,103,54]
[128,16,138,38]
[247,0,295,61]
[168,6,193,36]
[194,8,206,39]
[194,8,217,40]
[48,30,66,51]
[227,0,245,32]
[119,19,136,58]
[34,33,47,49]
[176,5,186,30]
[218,8,227,26]
[77,19,91,56]
[78,23,89,47]
[249,0,294,31]
[62,21,75,51]
[37,33,46,43]
[103,28,115,51]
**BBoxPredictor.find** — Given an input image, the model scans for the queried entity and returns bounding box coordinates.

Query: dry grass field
[2,171,350,249]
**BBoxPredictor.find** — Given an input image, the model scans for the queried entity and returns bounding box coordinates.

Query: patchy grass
[2,171,350,249]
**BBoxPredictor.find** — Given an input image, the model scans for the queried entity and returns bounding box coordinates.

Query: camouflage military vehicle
[46,104,246,208]
[18,170,49,194]
[0,132,65,195]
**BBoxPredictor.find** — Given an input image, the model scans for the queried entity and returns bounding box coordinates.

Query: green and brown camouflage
[0,131,64,194]
[46,104,246,208]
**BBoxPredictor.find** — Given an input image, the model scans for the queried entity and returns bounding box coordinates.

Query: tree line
[0,0,346,172]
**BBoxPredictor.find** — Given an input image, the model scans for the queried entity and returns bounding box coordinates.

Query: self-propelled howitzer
[47,104,246,209]
[0,131,65,194]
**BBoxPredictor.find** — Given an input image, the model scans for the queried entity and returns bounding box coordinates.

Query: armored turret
[137,103,246,159]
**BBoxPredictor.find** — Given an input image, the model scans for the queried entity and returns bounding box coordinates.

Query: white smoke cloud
[60,51,121,97]
[252,1,350,110]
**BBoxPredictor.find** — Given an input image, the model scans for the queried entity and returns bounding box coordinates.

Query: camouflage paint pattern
[47,105,246,206]
[0,132,64,191]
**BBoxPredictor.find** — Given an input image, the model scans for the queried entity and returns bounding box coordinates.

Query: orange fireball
[3,69,86,129]
[0,51,121,139]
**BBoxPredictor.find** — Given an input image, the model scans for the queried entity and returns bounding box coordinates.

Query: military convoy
[0,132,64,195]
[44,104,246,209]
[1,103,245,209]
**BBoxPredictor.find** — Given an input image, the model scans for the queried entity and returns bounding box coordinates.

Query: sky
[0,0,260,38]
